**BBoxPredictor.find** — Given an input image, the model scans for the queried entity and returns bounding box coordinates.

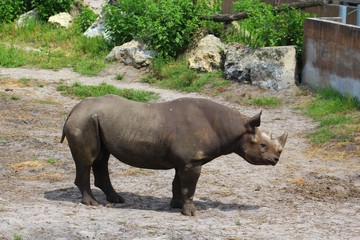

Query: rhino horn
[277,132,288,147]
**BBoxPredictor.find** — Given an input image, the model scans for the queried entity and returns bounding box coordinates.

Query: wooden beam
[200,12,248,23]
[200,0,325,23]
[275,0,325,10]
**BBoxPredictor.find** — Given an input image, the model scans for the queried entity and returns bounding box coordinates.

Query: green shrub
[0,0,27,23]
[74,7,98,33]
[232,0,310,53]
[104,0,221,58]
[31,0,75,20]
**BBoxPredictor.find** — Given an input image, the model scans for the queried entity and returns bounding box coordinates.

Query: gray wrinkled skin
[61,95,288,216]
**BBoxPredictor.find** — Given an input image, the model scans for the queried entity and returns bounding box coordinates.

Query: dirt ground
[0,64,359,240]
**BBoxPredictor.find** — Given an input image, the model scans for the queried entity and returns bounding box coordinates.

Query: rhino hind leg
[65,114,103,206]
[93,150,124,204]
[75,164,99,206]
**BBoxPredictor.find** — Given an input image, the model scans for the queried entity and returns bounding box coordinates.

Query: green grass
[249,96,281,108]
[46,158,57,164]
[12,232,23,240]
[10,96,20,100]
[0,20,109,75]
[57,82,159,102]
[142,57,229,93]
[303,87,360,145]
[0,44,28,67]
[115,74,124,81]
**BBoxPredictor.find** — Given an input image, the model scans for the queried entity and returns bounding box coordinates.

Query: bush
[232,0,310,53]
[74,7,98,32]
[31,0,75,20]
[0,0,27,23]
[104,0,221,58]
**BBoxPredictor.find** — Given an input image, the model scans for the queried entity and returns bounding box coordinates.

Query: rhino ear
[277,132,288,147]
[249,111,262,127]
[245,111,262,133]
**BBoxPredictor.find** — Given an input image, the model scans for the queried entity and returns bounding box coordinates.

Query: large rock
[17,9,39,26]
[224,43,297,90]
[83,0,107,14]
[83,0,117,38]
[84,15,107,38]
[106,40,153,69]
[48,12,73,28]
[188,34,225,72]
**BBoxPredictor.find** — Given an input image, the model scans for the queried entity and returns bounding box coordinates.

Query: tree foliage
[103,0,223,58]
[232,0,311,53]
[31,0,76,20]
[0,0,27,23]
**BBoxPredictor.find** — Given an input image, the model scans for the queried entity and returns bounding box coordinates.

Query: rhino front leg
[93,151,124,204]
[170,169,183,209]
[177,164,202,216]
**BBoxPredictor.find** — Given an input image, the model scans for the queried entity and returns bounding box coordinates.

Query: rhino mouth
[268,158,279,166]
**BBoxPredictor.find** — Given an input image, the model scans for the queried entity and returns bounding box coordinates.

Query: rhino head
[237,111,288,166]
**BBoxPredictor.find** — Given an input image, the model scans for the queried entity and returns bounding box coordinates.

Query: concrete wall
[302,18,360,101]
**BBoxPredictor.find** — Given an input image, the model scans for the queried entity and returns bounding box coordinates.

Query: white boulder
[188,34,225,72]
[106,40,153,69]
[48,12,73,28]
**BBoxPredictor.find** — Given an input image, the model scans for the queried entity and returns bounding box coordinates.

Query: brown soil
[0,64,359,240]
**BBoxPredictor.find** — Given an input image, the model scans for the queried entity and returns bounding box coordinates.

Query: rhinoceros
[61,95,287,216]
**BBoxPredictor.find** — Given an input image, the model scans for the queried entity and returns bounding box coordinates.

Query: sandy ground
[0,64,359,240]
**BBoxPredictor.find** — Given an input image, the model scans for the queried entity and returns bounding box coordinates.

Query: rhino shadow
[44,187,259,213]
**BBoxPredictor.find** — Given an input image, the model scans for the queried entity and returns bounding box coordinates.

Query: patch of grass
[0,44,28,67]
[12,232,23,240]
[143,57,229,93]
[57,82,159,102]
[46,158,57,164]
[115,74,124,81]
[303,87,360,145]
[35,99,58,105]
[10,96,20,100]
[0,21,109,75]
[18,78,32,86]
[249,96,281,108]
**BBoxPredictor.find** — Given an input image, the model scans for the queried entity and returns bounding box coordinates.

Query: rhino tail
[60,107,76,143]
[91,113,103,161]
[60,117,69,143]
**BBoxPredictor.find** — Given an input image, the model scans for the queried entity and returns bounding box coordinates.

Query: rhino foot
[106,192,125,204]
[181,202,198,216]
[170,199,183,209]
[81,195,99,206]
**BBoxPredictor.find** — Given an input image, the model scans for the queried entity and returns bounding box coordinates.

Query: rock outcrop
[187,34,225,72]
[106,40,153,69]
[224,43,297,90]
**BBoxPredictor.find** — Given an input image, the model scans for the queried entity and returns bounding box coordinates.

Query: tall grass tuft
[304,87,360,145]
[142,57,228,92]
[0,20,109,75]
[57,82,159,102]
